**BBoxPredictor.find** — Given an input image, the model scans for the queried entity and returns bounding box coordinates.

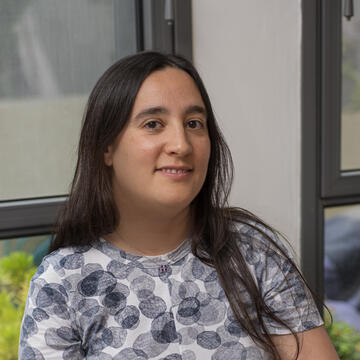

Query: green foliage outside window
[0,252,37,360]
[325,308,360,360]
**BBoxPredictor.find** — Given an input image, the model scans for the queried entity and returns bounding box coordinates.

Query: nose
[164,124,192,156]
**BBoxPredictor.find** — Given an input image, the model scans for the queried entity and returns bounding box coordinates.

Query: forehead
[131,67,205,111]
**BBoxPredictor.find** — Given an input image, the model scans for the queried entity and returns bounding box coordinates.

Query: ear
[104,146,113,166]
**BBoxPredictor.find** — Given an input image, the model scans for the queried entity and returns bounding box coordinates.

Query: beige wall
[192,0,302,257]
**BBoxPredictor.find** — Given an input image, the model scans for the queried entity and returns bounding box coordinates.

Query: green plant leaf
[0,252,37,360]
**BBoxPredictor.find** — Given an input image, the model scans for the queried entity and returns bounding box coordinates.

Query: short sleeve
[238,223,324,335]
[19,254,85,360]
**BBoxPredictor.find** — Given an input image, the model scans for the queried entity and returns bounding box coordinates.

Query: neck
[105,205,193,256]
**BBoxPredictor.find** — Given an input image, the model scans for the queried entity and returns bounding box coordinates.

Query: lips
[159,169,191,174]
[155,166,193,177]
[156,166,192,171]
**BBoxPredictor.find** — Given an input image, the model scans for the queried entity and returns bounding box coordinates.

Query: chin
[153,197,193,211]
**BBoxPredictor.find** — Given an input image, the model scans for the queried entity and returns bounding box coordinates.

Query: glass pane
[341,1,360,171]
[0,234,50,358]
[0,234,50,266]
[324,204,360,330]
[0,0,137,201]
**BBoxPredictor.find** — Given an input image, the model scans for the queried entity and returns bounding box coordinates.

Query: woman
[19,52,338,359]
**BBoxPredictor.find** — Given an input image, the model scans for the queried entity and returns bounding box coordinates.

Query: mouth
[156,168,192,174]
[156,165,193,174]
[155,167,193,178]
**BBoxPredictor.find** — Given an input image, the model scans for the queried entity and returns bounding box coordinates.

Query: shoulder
[228,220,324,334]
[32,244,97,283]
[229,220,301,291]
[231,220,295,264]
[26,244,104,315]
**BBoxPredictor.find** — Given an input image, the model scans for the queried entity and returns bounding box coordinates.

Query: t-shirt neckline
[97,236,192,268]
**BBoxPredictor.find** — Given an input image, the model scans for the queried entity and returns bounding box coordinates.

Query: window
[1,0,137,203]
[302,0,360,312]
[0,0,192,240]
[324,204,360,329]
[321,0,360,197]
[341,5,360,171]
[0,234,50,266]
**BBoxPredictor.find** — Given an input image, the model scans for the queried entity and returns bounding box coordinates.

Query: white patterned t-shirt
[19,224,323,359]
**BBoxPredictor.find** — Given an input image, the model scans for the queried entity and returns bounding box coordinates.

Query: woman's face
[104,67,211,213]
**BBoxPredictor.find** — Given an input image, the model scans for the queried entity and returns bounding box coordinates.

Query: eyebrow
[184,105,207,117]
[133,104,207,121]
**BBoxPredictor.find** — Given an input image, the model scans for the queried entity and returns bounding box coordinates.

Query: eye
[187,120,204,129]
[144,120,162,130]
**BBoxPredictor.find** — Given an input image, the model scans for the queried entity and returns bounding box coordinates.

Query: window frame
[0,0,193,240]
[301,0,323,296]
[302,0,360,303]
[321,0,360,197]
[0,197,65,239]
[141,0,192,60]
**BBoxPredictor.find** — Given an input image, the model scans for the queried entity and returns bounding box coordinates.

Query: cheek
[138,137,162,158]
[199,139,211,167]
[122,136,161,169]
[137,138,161,153]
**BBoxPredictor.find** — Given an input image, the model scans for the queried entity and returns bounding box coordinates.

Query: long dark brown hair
[51,51,319,359]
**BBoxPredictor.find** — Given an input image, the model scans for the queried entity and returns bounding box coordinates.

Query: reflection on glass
[341,1,360,171]
[324,204,360,330]
[0,0,137,201]
[0,234,51,266]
